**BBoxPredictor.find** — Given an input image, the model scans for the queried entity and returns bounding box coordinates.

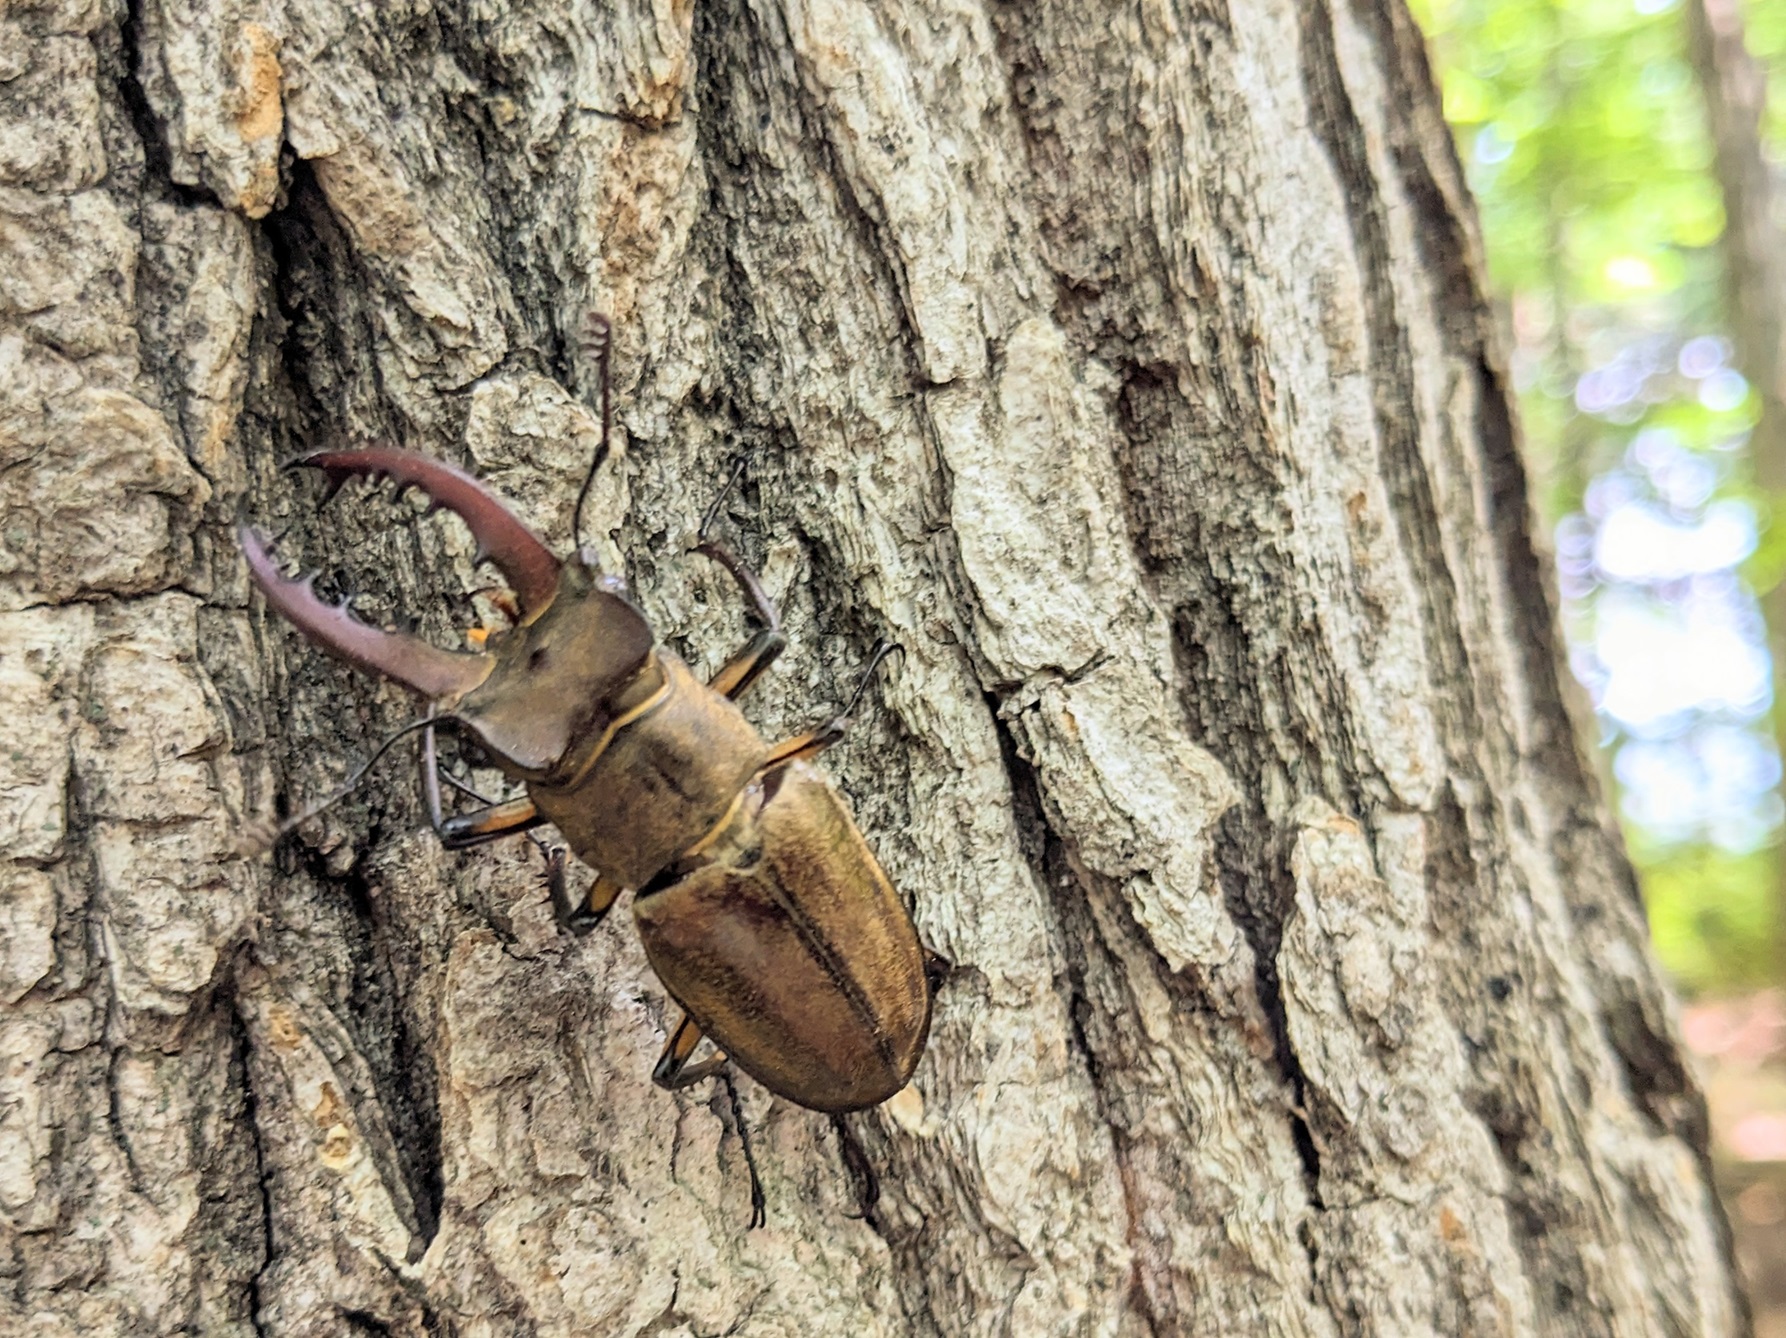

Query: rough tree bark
[0,0,1747,1333]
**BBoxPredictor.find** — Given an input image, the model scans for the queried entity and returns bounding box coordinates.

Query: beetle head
[453,554,654,777]
[240,445,655,775]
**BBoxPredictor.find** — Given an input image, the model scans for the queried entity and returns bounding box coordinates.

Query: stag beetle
[239,325,935,1132]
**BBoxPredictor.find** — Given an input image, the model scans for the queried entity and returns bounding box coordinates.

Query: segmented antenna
[239,714,458,855]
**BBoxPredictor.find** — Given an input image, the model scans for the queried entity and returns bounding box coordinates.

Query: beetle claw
[289,445,563,616]
[239,525,492,701]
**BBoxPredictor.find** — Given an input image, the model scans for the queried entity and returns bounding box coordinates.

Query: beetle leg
[761,725,844,770]
[706,626,787,701]
[544,848,575,928]
[555,871,623,936]
[653,1017,767,1226]
[652,1012,732,1090]
[420,724,612,933]
[421,717,546,848]
[693,537,780,631]
[435,798,545,848]
[763,640,903,769]
[923,945,952,993]
[720,1072,768,1229]
[692,536,786,701]
[425,751,592,938]
[691,454,788,701]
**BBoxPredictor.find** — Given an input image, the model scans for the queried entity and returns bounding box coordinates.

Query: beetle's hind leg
[764,640,902,768]
[652,1011,732,1089]
[722,1073,768,1229]
[654,1012,766,1227]
[923,945,952,993]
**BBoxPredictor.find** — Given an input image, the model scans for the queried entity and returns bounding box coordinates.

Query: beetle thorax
[526,653,771,890]
[451,565,657,779]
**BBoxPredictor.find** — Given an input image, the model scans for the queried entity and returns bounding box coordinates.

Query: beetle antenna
[698,453,752,544]
[573,311,613,556]
[239,714,460,855]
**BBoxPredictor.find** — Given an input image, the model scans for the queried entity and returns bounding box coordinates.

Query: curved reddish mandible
[294,446,562,615]
[239,526,492,701]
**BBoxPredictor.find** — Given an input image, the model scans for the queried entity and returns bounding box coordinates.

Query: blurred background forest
[1411,0,1786,1319]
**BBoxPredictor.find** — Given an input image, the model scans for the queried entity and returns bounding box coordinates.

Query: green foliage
[1417,0,1719,281]
[1637,839,1777,992]
[1419,0,1726,509]
[1414,0,1784,995]
[1736,0,1786,146]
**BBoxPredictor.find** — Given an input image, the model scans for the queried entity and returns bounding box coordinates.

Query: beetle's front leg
[694,535,786,701]
[433,797,619,935]
[420,719,619,934]
[706,624,787,701]
[435,797,546,848]
[421,716,546,847]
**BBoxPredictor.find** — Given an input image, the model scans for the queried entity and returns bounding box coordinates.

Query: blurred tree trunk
[0,0,1746,1334]
[1685,0,1786,984]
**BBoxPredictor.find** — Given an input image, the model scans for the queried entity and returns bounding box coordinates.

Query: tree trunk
[0,0,1746,1334]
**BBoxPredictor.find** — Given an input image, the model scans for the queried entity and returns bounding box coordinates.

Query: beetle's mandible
[238,325,935,1126]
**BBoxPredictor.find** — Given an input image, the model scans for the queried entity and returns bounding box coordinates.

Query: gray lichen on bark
[0,0,1746,1334]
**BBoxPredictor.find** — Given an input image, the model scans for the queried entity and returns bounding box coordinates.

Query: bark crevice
[235,995,277,1338]
[116,0,220,210]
